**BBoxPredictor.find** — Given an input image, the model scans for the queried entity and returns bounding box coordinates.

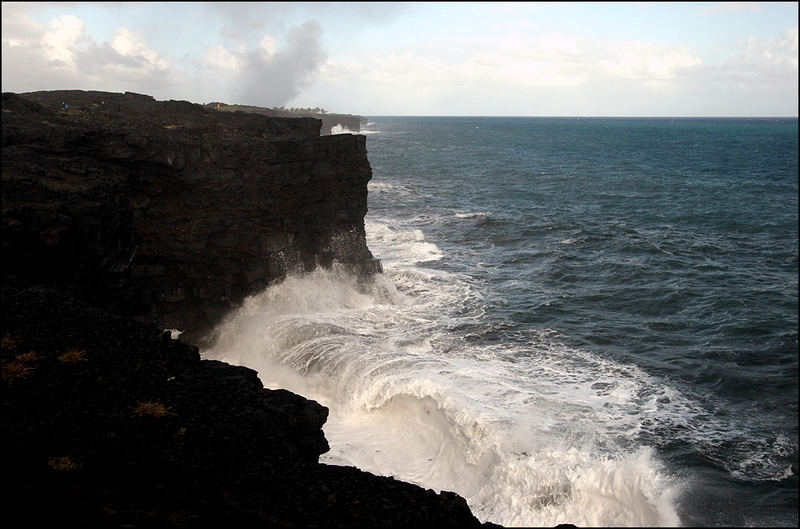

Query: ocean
[202,117,798,527]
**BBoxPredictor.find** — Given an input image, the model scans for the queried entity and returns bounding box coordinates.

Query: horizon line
[361,115,799,119]
[9,91,797,119]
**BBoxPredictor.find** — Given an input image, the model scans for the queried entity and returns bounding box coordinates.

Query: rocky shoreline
[2,280,487,527]
[1,91,496,527]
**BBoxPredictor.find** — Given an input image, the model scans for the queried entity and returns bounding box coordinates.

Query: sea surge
[202,220,684,527]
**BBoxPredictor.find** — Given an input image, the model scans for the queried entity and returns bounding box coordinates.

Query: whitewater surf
[202,218,682,527]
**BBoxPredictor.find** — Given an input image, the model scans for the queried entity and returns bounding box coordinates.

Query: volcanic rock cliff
[204,101,365,135]
[1,91,493,528]
[2,90,380,344]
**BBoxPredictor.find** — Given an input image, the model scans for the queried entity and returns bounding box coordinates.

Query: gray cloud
[205,2,411,39]
[234,20,326,107]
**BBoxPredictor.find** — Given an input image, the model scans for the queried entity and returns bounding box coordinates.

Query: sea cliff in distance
[0,90,497,528]
[204,100,366,135]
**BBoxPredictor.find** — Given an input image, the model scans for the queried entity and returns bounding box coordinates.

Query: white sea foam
[202,266,683,526]
[330,124,380,135]
[365,219,443,266]
[455,211,492,219]
[368,181,415,196]
[201,218,692,527]
[165,328,183,339]
[330,124,356,135]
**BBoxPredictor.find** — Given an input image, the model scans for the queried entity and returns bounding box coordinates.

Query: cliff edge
[204,101,365,135]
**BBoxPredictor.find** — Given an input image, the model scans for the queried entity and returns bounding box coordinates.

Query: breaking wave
[201,221,686,526]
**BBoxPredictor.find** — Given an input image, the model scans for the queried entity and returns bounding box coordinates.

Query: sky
[2,2,798,116]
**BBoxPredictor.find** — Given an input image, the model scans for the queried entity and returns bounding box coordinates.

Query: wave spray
[202,219,683,526]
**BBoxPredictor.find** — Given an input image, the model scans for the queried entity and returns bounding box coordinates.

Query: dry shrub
[48,455,80,472]
[2,352,38,382]
[133,401,170,418]
[1,333,18,350]
[58,349,87,363]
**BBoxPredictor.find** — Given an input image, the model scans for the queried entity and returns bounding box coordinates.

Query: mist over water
[203,117,798,527]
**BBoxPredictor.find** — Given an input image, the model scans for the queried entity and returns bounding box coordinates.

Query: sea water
[203,117,798,527]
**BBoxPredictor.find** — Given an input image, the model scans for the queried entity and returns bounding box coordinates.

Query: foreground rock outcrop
[1,281,486,527]
[2,91,492,528]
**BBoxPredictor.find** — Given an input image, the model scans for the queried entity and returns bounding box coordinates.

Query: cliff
[2,90,380,344]
[1,91,492,528]
[204,101,364,135]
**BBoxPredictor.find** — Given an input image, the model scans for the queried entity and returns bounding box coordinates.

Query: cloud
[685,28,798,89]
[205,2,410,40]
[237,20,326,106]
[205,43,243,71]
[2,8,178,94]
[41,14,86,66]
[110,28,171,71]
[320,32,702,96]
[696,2,764,14]
[2,2,45,47]
[596,41,702,80]
[199,21,326,107]
[72,29,175,89]
[741,28,798,70]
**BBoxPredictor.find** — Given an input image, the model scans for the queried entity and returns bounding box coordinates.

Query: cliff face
[2,91,380,342]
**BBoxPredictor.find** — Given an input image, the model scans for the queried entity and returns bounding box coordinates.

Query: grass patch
[2,352,38,383]
[58,349,87,363]
[1,333,18,350]
[133,401,170,418]
[48,455,80,472]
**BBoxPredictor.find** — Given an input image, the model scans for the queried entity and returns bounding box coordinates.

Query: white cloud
[2,3,795,116]
[205,43,242,71]
[320,33,702,99]
[110,28,171,71]
[596,41,702,80]
[197,24,327,106]
[691,28,799,88]
[41,14,85,66]
[1,2,44,47]
[2,9,178,95]
[741,28,798,70]
[235,22,326,106]
[697,2,764,14]
[259,34,277,56]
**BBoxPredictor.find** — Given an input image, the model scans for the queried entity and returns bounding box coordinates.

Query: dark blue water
[362,117,798,526]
